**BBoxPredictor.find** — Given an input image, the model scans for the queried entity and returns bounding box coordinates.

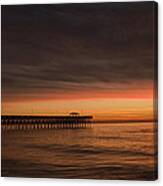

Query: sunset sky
[1,2,156,120]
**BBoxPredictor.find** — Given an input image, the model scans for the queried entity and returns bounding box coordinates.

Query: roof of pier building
[69,112,80,116]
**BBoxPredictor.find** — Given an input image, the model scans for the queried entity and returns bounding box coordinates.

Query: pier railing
[1,115,93,131]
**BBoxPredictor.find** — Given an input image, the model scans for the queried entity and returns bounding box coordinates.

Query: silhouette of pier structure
[1,114,93,131]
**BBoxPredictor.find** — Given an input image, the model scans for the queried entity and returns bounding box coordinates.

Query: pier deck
[1,115,93,131]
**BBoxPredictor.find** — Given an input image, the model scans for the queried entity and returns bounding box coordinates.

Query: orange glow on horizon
[2,80,155,121]
[3,87,154,103]
[2,97,155,121]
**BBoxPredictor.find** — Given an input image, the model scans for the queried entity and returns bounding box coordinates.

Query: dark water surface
[1,122,157,180]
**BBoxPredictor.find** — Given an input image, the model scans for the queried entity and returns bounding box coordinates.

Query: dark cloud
[1,2,156,99]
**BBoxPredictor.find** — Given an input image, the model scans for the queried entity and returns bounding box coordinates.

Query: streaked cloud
[2,2,155,102]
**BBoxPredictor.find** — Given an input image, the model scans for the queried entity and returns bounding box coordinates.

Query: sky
[1,2,157,120]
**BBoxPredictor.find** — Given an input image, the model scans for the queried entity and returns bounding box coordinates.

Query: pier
[1,115,93,131]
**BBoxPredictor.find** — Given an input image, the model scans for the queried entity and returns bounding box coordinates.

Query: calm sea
[1,122,157,180]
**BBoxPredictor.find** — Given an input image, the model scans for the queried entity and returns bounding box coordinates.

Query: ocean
[1,122,157,180]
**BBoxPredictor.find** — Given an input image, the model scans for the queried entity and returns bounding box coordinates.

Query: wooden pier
[1,115,93,131]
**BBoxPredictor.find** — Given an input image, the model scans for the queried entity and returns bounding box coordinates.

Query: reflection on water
[1,122,157,180]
